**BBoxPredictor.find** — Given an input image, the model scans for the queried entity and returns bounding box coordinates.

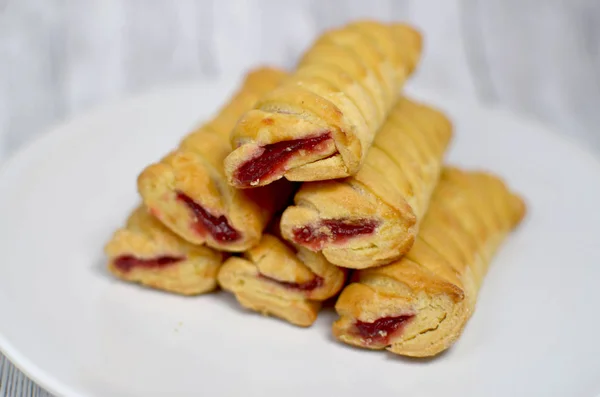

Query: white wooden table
[1,0,599,395]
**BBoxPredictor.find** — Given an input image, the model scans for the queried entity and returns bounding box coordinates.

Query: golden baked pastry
[105,206,223,295]
[218,234,346,327]
[224,21,422,188]
[332,168,526,357]
[280,97,452,269]
[138,67,293,252]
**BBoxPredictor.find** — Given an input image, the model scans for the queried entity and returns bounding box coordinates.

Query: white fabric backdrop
[1,0,599,157]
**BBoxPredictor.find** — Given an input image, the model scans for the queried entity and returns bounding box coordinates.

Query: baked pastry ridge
[224,21,423,188]
[218,234,347,327]
[105,206,223,295]
[280,97,452,269]
[138,67,292,252]
[332,167,526,357]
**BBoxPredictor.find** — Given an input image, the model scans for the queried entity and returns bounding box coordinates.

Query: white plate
[1,77,599,397]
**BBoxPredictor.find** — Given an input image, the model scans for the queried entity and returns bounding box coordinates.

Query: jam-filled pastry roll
[105,206,223,296]
[218,234,347,327]
[332,168,526,357]
[224,21,422,188]
[138,67,292,252]
[280,97,452,269]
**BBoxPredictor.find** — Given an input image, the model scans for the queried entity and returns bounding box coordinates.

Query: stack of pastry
[105,20,525,357]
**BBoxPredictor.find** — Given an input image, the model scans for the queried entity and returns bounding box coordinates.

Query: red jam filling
[176,192,241,242]
[114,255,184,272]
[354,315,415,345]
[260,273,324,291]
[234,133,333,187]
[292,219,379,250]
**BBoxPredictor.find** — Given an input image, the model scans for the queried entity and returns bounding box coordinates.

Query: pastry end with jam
[218,234,346,327]
[280,179,417,269]
[105,206,223,296]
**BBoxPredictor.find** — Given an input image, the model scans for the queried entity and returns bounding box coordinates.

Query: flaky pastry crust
[332,168,526,357]
[224,21,422,188]
[137,67,292,252]
[218,234,346,327]
[280,97,452,269]
[105,206,223,295]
